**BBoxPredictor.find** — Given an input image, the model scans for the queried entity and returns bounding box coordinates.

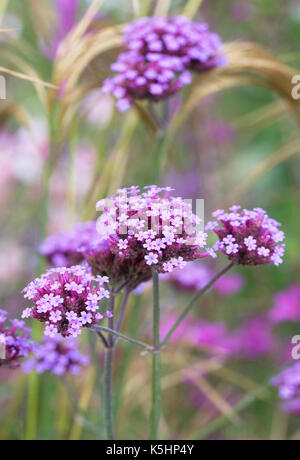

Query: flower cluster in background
[22,336,89,376]
[269,284,300,323]
[0,310,32,368]
[40,221,100,268]
[42,0,79,60]
[207,207,286,266]
[162,262,244,296]
[22,265,110,338]
[160,313,274,360]
[102,16,225,110]
[272,362,300,415]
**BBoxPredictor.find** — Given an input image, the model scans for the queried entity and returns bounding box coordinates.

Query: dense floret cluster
[22,265,110,338]
[0,310,32,368]
[102,16,224,110]
[206,207,285,266]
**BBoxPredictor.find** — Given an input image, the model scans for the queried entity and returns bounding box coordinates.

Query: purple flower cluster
[43,0,79,60]
[162,262,244,296]
[160,314,229,354]
[102,16,224,111]
[206,207,285,266]
[22,336,89,376]
[269,285,300,323]
[160,313,274,360]
[225,316,274,360]
[272,362,300,415]
[22,265,111,338]
[84,186,210,290]
[40,221,100,267]
[0,310,32,368]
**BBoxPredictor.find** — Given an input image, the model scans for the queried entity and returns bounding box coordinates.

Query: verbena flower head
[22,336,89,376]
[0,310,32,368]
[84,185,211,290]
[269,285,300,323]
[271,362,300,415]
[40,221,100,267]
[102,16,224,110]
[206,207,285,266]
[22,265,110,338]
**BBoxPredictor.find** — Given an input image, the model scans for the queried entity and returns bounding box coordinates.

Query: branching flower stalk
[21,180,286,441]
[160,262,235,347]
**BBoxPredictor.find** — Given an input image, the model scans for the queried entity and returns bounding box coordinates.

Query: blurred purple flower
[43,0,79,60]
[22,336,89,376]
[160,314,229,354]
[225,316,274,359]
[269,285,300,324]
[162,262,243,297]
[204,119,235,145]
[40,221,100,268]
[272,361,300,415]
[214,273,244,296]
[160,313,274,360]
[0,310,32,368]
[231,2,255,22]
[161,263,212,293]
[103,16,225,110]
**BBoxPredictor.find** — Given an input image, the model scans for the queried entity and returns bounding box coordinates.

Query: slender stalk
[95,330,110,349]
[114,296,142,416]
[93,325,154,352]
[104,294,115,440]
[160,262,235,347]
[25,160,53,441]
[150,268,161,440]
[114,289,131,342]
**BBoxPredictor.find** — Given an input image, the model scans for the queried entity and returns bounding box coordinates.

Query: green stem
[25,161,53,441]
[104,295,115,440]
[114,288,131,338]
[160,262,235,348]
[150,268,161,440]
[93,325,153,352]
[104,349,114,440]
[114,296,142,416]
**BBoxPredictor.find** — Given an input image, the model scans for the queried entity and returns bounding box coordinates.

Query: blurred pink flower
[43,0,79,60]
[160,313,274,360]
[81,89,114,126]
[162,262,244,297]
[225,316,274,359]
[214,273,244,296]
[0,241,26,284]
[0,123,47,198]
[272,361,300,415]
[231,2,255,22]
[204,119,235,145]
[160,314,229,354]
[269,285,300,323]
